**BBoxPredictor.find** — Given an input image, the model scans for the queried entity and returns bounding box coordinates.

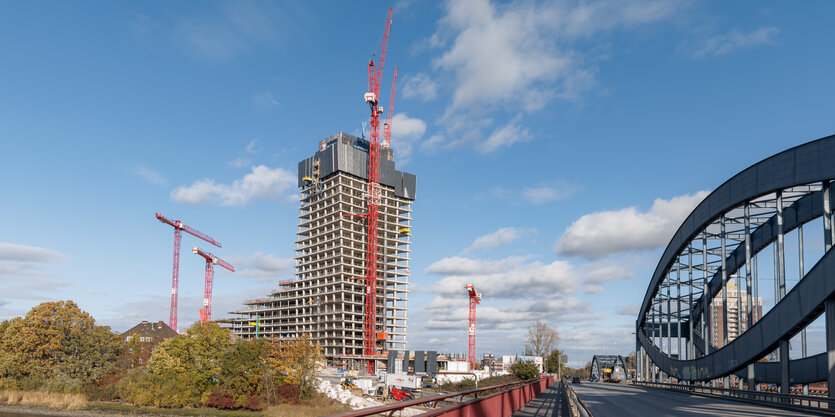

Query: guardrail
[633,380,835,415]
[326,376,553,417]
[562,380,592,417]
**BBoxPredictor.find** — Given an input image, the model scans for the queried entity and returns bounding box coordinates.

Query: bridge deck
[511,383,568,417]
[572,382,811,417]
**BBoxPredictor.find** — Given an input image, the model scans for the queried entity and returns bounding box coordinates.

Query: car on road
[571,377,581,384]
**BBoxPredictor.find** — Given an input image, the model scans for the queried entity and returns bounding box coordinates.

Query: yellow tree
[0,301,121,386]
[267,334,322,401]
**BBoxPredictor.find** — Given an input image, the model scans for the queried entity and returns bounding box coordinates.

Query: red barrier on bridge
[327,377,553,417]
[421,377,552,417]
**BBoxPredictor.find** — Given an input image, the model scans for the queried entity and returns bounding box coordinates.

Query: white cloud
[422,295,588,330]
[229,252,294,283]
[463,227,528,253]
[171,165,296,206]
[421,291,589,331]
[555,191,709,258]
[615,305,639,316]
[245,139,260,154]
[481,119,530,153]
[522,183,579,204]
[0,242,66,264]
[253,92,279,111]
[133,165,167,185]
[694,27,779,58]
[227,157,251,168]
[0,243,68,300]
[402,73,438,101]
[426,255,580,299]
[425,255,531,276]
[390,113,427,162]
[432,0,683,111]
[488,181,579,205]
[581,263,634,284]
[582,285,605,294]
[412,0,684,157]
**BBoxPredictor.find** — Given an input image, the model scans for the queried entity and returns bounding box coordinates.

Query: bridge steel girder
[590,354,628,382]
[637,134,835,388]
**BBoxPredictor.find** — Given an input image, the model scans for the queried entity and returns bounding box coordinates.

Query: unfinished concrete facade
[229,132,415,365]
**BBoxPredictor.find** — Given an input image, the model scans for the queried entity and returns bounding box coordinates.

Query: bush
[84,373,120,401]
[478,374,521,387]
[116,369,155,406]
[205,388,237,409]
[43,372,83,394]
[244,394,265,411]
[439,377,476,392]
[510,360,539,380]
[273,384,301,405]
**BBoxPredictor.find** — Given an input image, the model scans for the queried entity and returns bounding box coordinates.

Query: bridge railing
[563,379,592,417]
[326,376,553,417]
[633,380,834,413]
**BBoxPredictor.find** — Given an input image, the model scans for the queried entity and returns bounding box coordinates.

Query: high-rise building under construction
[228,132,415,366]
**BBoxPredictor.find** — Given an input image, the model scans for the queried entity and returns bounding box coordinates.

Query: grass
[262,392,350,417]
[0,389,88,410]
[90,402,262,416]
[88,392,350,417]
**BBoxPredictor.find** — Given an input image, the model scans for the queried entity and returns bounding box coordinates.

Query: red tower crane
[357,7,393,374]
[156,213,221,331]
[382,66,397,148]
[192,247,235,323]
[466,283,482,370]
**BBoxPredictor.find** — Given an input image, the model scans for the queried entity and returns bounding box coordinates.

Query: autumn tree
[0,301,121,390]
[215,337,271,408]
[525,321,558,358]
[142,321,231,407]
[267,334,323,401]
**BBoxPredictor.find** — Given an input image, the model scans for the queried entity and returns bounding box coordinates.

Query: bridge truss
[590,355,628,382]
[637,135,835,397]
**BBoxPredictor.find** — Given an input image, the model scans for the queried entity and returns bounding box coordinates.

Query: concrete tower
[229,132,415,367]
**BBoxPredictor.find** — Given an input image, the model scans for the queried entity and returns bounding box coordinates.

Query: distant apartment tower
[710,282,763,348]
[229,132,415,365]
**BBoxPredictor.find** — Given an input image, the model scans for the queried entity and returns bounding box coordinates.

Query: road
[571,382,812,417]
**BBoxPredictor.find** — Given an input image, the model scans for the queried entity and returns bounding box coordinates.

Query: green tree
[144,321,231,407]
[546,349,565,374]
[510,360,539,380]
[216,338,270,407]
[0,301,121,389]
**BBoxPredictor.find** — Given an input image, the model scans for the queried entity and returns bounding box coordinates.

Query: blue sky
[1,0,835,367]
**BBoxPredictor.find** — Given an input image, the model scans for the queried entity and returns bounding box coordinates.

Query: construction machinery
[341,377,357,390]
[192,247,235,323]
[466,284,482,370]
[388,387,413,401]
[354,7,394,375]
[156,213,221,331]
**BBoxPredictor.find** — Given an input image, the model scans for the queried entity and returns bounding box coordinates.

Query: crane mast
[383,66,397,148]
[156,213,221,331]
[193,247,235,323]
[359,7,393,374]
[467,283,482,370]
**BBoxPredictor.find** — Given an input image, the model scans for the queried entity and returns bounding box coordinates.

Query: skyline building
[228,132,415,366]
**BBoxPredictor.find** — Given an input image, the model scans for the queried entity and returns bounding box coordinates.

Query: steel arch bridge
[590,355,628,382]
[636,134,835,397]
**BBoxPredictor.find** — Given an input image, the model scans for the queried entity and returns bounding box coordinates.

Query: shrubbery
[0,301,326,410]
[0,301,121,396]
[510,360,539,380]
